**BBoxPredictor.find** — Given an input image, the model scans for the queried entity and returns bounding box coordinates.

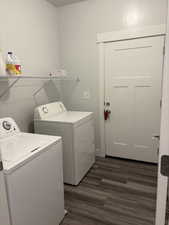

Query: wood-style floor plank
[61,157,158,225]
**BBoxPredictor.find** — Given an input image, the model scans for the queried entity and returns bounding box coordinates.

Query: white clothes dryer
[34,102,95,185]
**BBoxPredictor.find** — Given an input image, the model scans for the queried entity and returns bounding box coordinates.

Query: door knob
[105,102,110,106]
[152,135,160,140]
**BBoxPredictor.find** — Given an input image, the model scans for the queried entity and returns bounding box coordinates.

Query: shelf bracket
[33,81,49,97]
[0,77,20,99]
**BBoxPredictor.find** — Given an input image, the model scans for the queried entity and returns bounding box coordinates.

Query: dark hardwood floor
[61,157,158,225]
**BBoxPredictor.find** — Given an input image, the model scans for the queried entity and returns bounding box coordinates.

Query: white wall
[0,0,60,132]
[58,0,168,152]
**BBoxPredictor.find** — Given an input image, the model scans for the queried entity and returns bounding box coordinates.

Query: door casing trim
[97,24,166,43]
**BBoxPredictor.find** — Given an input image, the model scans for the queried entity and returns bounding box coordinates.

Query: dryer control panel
[0,118,20,138]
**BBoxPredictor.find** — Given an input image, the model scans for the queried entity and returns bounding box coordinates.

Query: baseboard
[95,148,105,158]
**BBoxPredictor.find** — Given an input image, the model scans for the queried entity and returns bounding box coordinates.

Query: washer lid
[39,111,93,124]
[0,133,61,172]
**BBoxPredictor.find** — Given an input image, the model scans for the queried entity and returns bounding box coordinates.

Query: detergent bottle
[6,52,15,75]
[6,52,21,75]
[0,50,6,76]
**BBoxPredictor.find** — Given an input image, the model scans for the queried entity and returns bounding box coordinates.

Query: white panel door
[105,36,164,162]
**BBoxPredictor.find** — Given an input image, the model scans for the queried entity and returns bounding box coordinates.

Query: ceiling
[47,0,86,7]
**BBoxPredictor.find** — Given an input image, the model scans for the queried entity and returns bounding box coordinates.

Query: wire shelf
[0,75,80,99]
[0,75,80,81]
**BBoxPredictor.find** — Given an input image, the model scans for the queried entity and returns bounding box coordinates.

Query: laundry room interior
[0,0,169,225]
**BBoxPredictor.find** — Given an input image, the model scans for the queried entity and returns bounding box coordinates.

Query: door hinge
[161,155,169,177]
[160,100,162,108]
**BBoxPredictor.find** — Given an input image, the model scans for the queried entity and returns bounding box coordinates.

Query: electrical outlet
[82,91,90,99]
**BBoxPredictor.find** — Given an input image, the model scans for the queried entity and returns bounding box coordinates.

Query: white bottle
[0,50,6,76]
[6,52,14,75]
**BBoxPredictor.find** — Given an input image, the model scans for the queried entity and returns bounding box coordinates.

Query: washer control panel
[0,118,20,138]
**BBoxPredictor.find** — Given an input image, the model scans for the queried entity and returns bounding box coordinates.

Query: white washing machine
[0,159,10,225]
[0,118,65,225]
[34,102,95,185]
